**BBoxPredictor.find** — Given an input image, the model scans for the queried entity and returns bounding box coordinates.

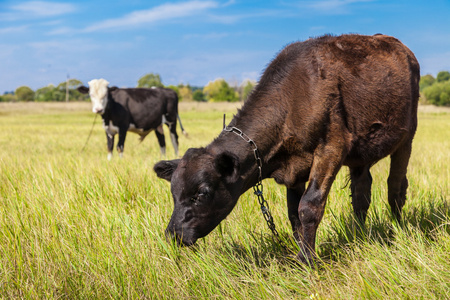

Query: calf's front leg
[297,143,346,265]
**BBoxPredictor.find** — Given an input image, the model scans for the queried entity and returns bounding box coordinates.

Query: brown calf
[154,34,420,264]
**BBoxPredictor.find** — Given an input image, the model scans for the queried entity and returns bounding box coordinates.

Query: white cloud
[0,44,20,59]
[301,0,374,14]
[4,1,77,20]
[0,25,28,34]
[27,39,101,60]
[134,49,270,86]
[47,26,74,35]
[183,32,230,40]
[84,1,219,32]
[205,9,289,25]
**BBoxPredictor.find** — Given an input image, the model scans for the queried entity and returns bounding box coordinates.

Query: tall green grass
[0,102,449,299]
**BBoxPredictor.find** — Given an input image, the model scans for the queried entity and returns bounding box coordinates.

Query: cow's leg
[163,113,179,156]
[106,132,114,160]
[387,140,412,221]
[167,122,179,157]
[349,165,373,224]
[155,125,166,156]
[287,184,305,243]
[297,143,346,264]
[116,130,127,158]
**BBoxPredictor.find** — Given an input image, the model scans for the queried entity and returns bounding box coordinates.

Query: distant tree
[192,89,206,102]
[423,81,450,106]
[137,73,164,88]
[0,92,16,102]
[241,80,256,101]
[436,71,450,83]
[440,91,450,105]
[216,81,239,102]
[191,86,203,93]
[419,74,435,91]
[57,79,82,90]
[203,79,239,102]
[15,86,34,101]
[178,85,193,102]
[56,79,84,101]
[203,79,223,101]
[35,85,56,102]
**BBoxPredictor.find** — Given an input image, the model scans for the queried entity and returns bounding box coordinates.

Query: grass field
[0,101,449,299]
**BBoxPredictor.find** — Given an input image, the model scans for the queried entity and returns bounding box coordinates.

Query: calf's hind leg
[350,165,373,223]
[387,141,412,221]
[287,184,306,243]
[155,125,166,156]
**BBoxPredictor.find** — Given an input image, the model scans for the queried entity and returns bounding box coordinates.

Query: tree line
[420,71,450,106]
[0,79,86,102]
[2,71,450,106]
[0,73,256,103]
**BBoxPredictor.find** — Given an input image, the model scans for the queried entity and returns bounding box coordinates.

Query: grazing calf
[154,34,420,264]
[78,79,185,160]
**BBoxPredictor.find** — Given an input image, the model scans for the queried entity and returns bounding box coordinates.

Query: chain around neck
[223,126,262,183]
[223,125,285,247]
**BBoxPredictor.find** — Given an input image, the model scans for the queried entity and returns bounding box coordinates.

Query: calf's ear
[77,86,89,94]
[214,151,240,183]
[154,159,180,182]
[109,86,119,92]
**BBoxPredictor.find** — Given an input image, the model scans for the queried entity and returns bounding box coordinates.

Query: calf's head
[77,78,116,114]
[154,148,240,246]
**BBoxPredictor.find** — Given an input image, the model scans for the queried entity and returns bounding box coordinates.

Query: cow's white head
[86,78,109,114]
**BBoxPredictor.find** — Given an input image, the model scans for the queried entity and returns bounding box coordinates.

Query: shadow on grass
[319,194,450,262]
[211,230,325,272]
[213,194,449,269]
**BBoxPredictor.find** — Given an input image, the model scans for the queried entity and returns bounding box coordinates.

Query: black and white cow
[78,78,185,160]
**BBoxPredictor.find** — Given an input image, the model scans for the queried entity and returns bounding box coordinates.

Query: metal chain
[223,126,286,247]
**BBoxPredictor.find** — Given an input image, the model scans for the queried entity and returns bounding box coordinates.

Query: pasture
[0,102,449,299]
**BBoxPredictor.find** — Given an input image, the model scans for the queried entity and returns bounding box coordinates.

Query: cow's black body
[79,85,183,158]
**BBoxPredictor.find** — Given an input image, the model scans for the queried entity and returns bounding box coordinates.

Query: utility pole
[65,74,69,102]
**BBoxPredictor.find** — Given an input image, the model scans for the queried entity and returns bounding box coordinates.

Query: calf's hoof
[296,251,316,267]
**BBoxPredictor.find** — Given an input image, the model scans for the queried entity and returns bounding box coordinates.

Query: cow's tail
[177,114,188,137]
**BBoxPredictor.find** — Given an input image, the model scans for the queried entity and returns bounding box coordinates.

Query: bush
[193,89,206,102]
[203,79,239,102]
[34,80,85,102]
[137,73,164,88]
[215,81,239,102]
[423,80,450,106]
[241,81,255,101]
[437,71,450,83]
[419,74,435,91]
[15,86,35,101]
[0,93,16,102]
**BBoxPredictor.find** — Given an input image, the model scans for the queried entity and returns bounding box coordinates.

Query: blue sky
[1,0,450,93]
